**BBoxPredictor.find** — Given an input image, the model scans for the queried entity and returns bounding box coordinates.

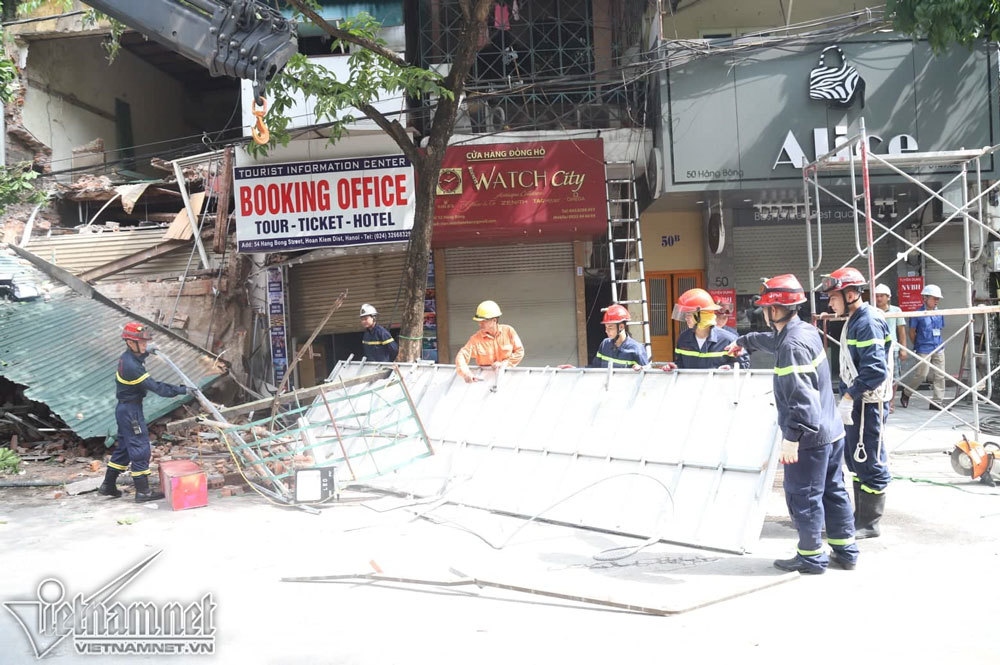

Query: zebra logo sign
[808,45,865,108]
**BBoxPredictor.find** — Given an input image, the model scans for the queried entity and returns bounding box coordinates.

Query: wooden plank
[163,192,205,240]
[433,248,450,363]
[574,241,588,367]
[165,369,394,431]
[213,148,234,254]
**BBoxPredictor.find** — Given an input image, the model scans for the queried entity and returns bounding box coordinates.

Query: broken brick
[220,487,233,497]
[89,460,101,472]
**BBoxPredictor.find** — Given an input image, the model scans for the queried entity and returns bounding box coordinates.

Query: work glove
[661,362,678,372]
[724,342,744,357]
[491,360,509,370]
[838,395,855,425]
[146,342,159,354]
[718,365,732,371]
[557,364,574,369]
[462,374,483,384]
[779,439,799,464]
[178,385,188,395]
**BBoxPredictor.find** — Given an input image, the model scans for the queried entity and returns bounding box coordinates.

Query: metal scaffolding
[801,118,1000,446]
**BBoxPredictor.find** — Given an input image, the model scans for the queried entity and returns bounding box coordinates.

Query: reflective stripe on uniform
[860,483,884,494]
[596,353,637,366]
[846,334,892,348]
[827,536,856,546]
[116,371,149,385]
[363,338,396,345]
[797,547,823,556]
[674,348,728,358]
[773,353,826,376]
[108,461,128,471]
[130,469,152,477]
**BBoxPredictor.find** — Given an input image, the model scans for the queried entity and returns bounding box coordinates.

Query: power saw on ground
[950,435,1000,487]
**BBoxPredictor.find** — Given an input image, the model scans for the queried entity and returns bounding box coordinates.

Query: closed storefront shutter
[445,243,577,367]
[289,250,408,338]
[734,221,895,297]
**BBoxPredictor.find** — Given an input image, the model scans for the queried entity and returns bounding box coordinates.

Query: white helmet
[874,283,891,296]
[359,303,378,317]
[921,284,943,299]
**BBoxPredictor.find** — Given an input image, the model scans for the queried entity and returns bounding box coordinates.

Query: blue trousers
[783,438,858,571]
[108,402,152,476]
[844,400,891,493]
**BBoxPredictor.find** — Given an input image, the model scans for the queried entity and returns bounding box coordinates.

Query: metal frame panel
[318,362,782,553]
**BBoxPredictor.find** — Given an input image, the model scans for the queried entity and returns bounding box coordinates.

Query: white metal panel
[445,243,577,367]
[319,361,782,553]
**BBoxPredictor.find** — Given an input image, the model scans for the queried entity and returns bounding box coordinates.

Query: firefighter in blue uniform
[360,303,398,362]
[98,322,187,502]
[817,267,892,539]
[726,274,858,574]
[588,304,649,368]
[663,288,749,370]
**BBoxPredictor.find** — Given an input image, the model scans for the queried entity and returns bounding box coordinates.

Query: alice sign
[774,124,919,169]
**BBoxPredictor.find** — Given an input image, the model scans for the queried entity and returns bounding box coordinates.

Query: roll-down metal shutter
[445,242,577,367]
[289,252,408,337]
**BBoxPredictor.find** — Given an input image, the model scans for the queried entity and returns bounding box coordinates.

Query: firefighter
[664,288,749,371]
[98,323,188,502]
[359,303,398,362]
[588,304,648,369]
[726,274,857,574]
[456,300,525,383]
[817,267,892,539]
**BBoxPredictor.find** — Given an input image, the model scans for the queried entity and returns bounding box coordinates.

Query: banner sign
[898,276,924,311]
[433,139,607,246]
[266,267,288,386]
[234,155,415,252]
[708,288,736,319]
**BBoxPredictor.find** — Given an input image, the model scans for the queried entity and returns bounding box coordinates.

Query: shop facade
[650,35,1000,369]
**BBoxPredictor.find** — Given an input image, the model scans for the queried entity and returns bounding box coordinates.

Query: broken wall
[20,35,196,182]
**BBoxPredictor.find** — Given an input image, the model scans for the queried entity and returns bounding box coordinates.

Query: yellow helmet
[473,300,502,321]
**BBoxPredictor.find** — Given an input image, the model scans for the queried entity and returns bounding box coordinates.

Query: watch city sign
[774,44,918,170]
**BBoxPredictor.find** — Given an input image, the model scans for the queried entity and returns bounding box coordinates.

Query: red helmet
[817,266,866,293]
[122,322,153,342]
[755,274,807,307]
[601,304,630,325]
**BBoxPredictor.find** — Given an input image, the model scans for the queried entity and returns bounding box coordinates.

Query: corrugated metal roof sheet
[25,229,224,281]
[0,249,226,442]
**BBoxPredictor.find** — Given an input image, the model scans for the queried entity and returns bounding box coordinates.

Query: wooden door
[646,270,704,362]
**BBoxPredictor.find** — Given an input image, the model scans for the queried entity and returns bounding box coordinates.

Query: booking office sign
[234,154,415,252]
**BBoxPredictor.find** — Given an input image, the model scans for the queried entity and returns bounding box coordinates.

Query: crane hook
[251,97,270,145]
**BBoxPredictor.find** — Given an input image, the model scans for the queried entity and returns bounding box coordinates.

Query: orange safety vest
[455,324,524,379]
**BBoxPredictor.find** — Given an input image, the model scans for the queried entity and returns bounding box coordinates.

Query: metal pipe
[803,160,817,315]
[971,156,987,262]
[172,160,212,269]
[859,118,877,304]
[848,141,866,260]
[154,348,290,496]
[962,163,982,434]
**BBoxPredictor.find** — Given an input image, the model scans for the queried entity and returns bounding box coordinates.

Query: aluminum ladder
[605,161,651,357]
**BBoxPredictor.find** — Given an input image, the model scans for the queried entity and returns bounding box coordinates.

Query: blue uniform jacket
[909,307,945,354]
[115,350,186,402]
[841,303,890,400]
[737,317,844,448]
[675,326,750,369]
[589,336,649,368]
[362,324,398,362]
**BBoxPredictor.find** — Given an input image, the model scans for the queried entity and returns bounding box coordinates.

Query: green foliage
[81,9,127,62]
[250,12,449,157]
[0,55,18,103]
[0,162,46,213]
[0,447,21,475]
[15,0,73,17]
[888,0,1000,51]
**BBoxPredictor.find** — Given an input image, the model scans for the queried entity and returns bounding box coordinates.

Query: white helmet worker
[874,283,892,296]
[360,303,378,317]
[921,284,943,299]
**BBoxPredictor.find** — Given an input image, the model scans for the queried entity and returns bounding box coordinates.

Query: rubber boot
[133,474,164,503]
[855,490,885,539]
[774,555,825,575]
[829,550,857,570]
[98,468,122,498]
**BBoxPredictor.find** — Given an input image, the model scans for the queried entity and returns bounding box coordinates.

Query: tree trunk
[395,0,494,361]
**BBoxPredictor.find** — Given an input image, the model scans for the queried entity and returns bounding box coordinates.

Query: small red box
[158,460,208,511]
